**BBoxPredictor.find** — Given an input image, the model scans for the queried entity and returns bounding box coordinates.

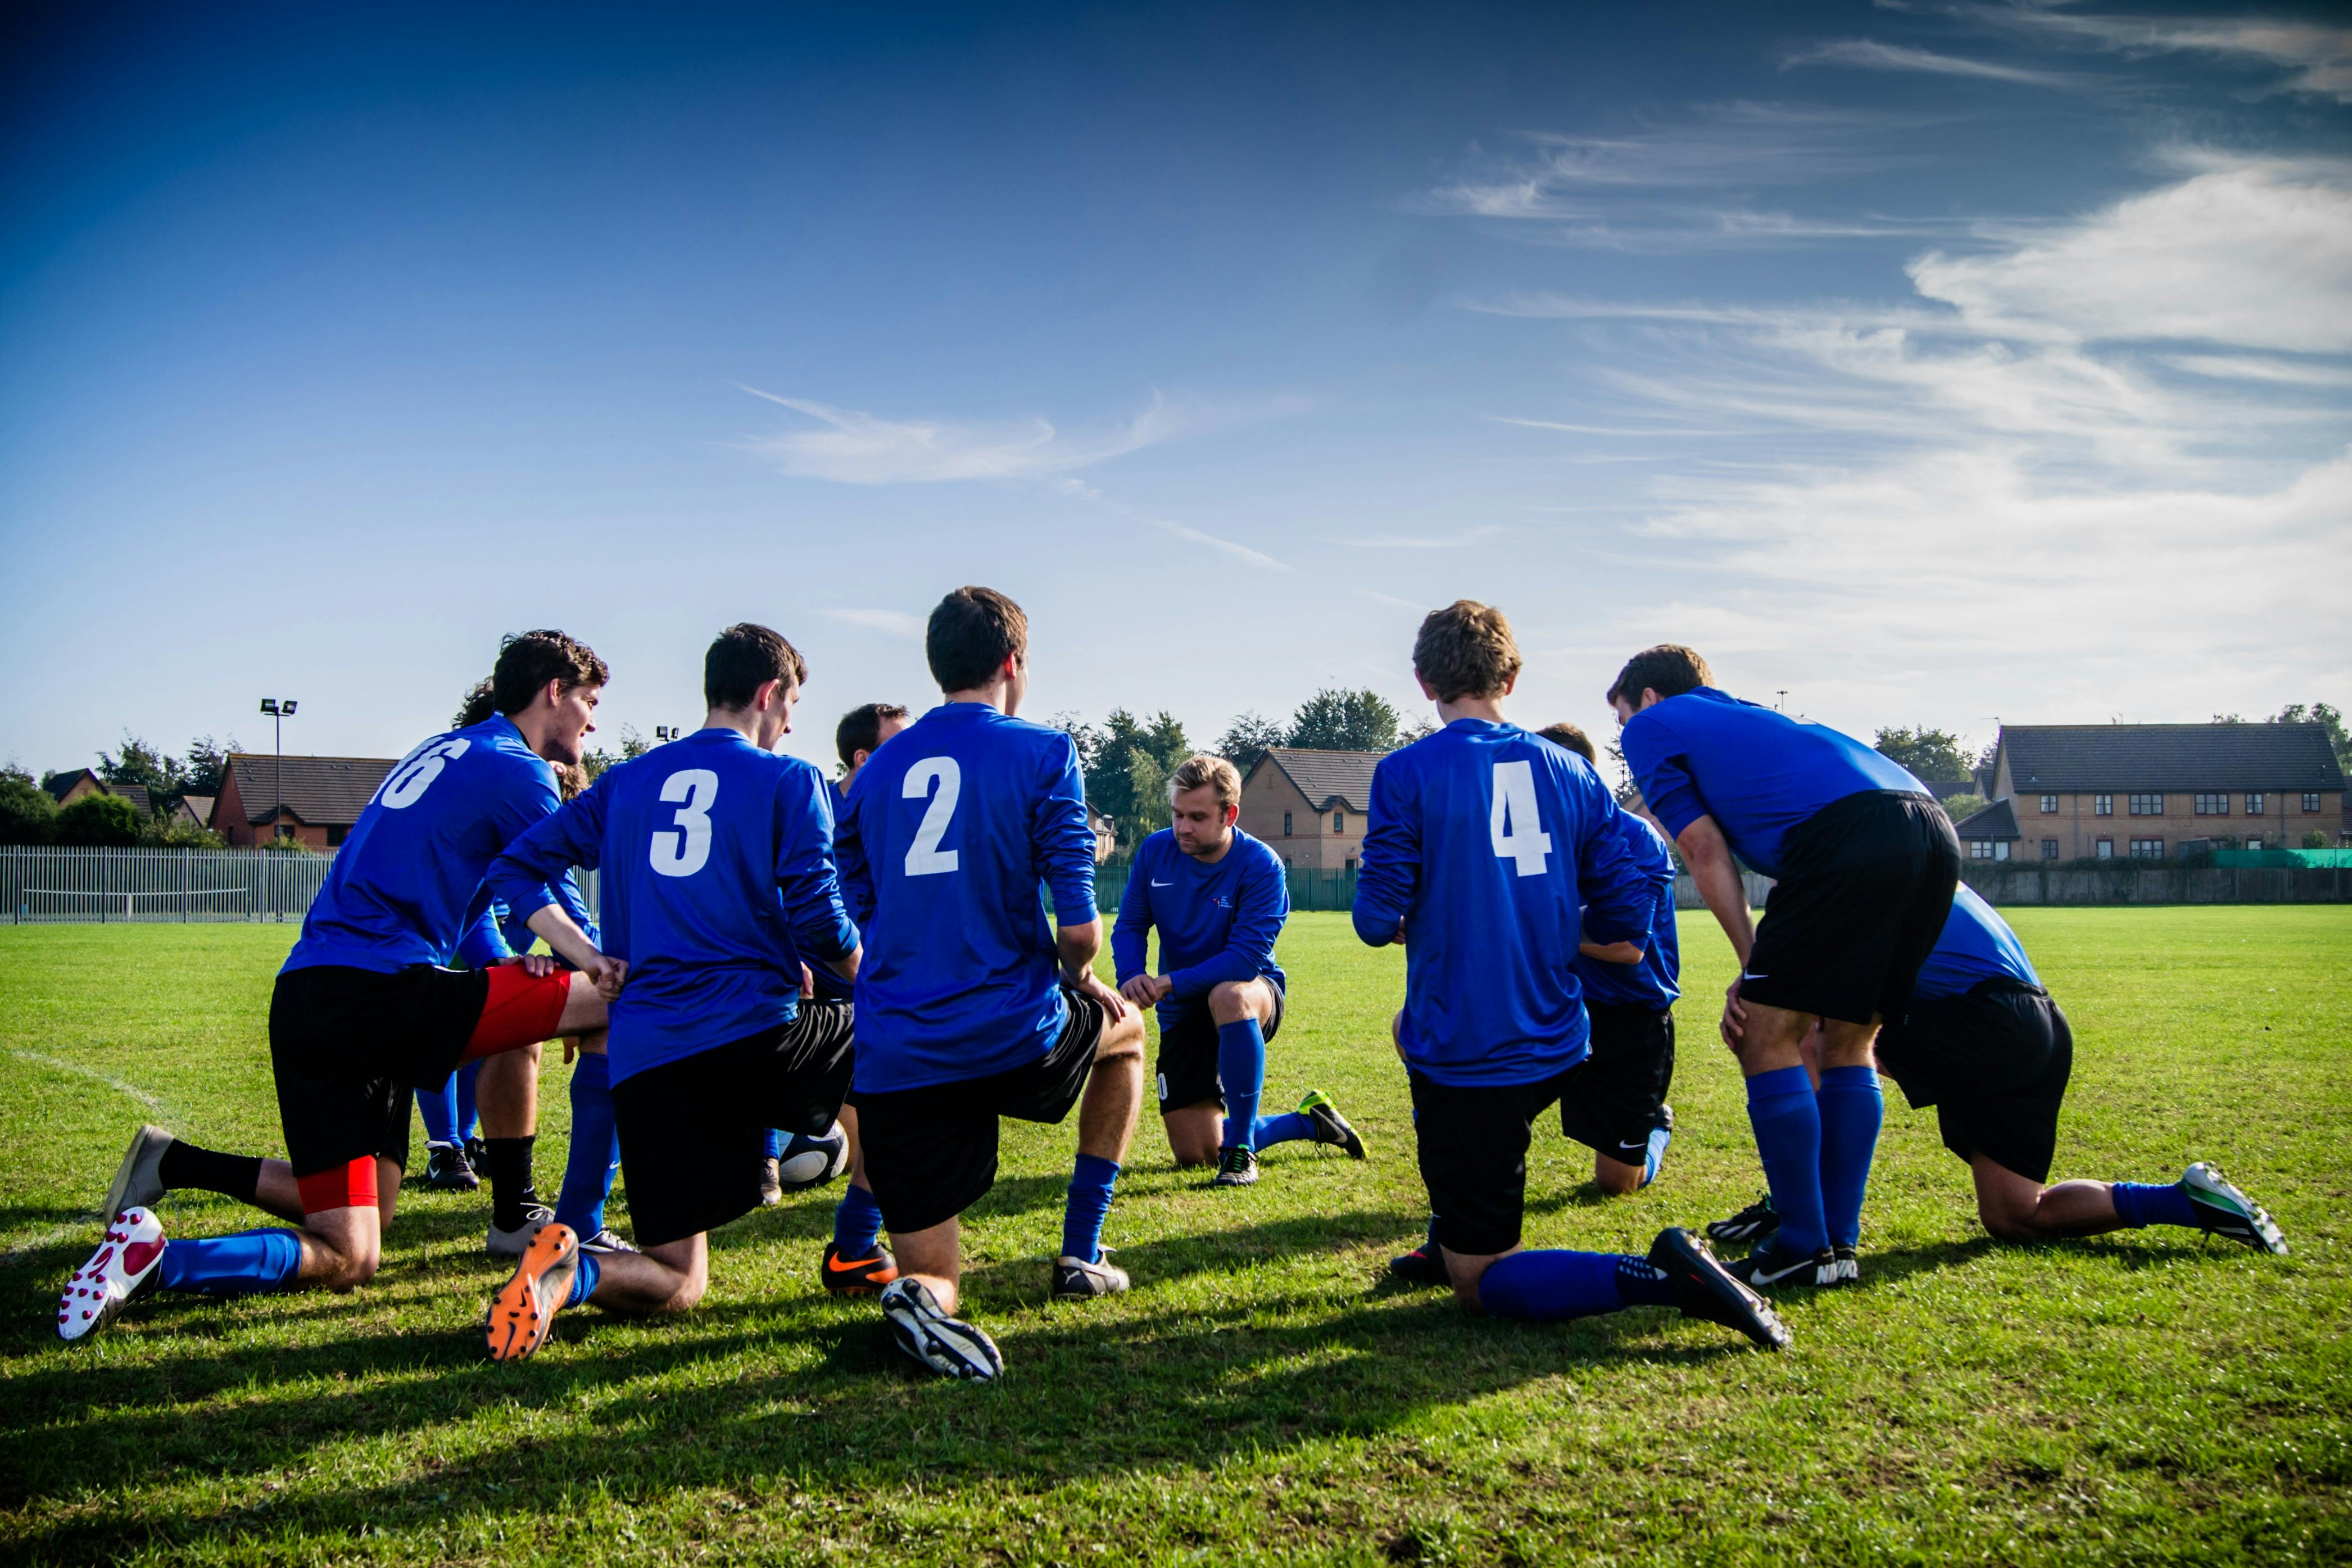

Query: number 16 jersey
[837,702,1100,1093]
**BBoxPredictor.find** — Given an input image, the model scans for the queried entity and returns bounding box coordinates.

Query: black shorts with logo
[609,1000,856,1248]
[1876,981,2072,1184]
[1741,790,1961,1027]
[1410,1062,1596,1258]
[1556,1001,1675,1158]
[856,987,1109,1236]
[268,963,493,1180]
[1154,975,1286,1112]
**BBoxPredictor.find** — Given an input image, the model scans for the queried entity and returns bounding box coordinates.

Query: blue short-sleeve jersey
[1111,828,1288,1026]
[838,703,1098,1093]
[1572,809,1682,1010]
[1912,885,2040,1000]
[1352,719,1652,1087]
[487,727,858,1085]
[1620,687,1924,877]
[284,715,561,975]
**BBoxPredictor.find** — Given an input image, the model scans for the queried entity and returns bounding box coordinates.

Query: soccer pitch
[2,908,2346,1565]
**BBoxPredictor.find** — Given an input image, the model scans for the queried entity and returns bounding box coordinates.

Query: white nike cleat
[58,1207,167,1342]
[101,1125,175,1227]
[2181,1162,2288,1255]
[487,1203,555,1258]
[880,1278,1003,1381]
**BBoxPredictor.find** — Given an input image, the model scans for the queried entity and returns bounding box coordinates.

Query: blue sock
[2111,1180,2199,1229]
[455,1062,481,1143]
[1816,1066,1883,1250]
[1062,1153,1120,1263]
[156,1230,302,1297]
[1746,1066,1829,1257]
[1217,1018,1267,1152]
[1251,1111,1316,1149]
[554,1052,619,1236]
[763,1127,785,1161]
[415,1078,461,1145]
[1476,1250,1673,1320]
[833,1182,885,1256]
[567,1248,601,1308]
[1643,1122,1671,1188]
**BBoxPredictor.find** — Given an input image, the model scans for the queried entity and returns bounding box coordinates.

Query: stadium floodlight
[257,697,297,843]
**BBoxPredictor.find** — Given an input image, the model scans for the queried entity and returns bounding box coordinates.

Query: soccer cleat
[57,1207,167,1343]
[1706,1191,1781,1248]
[2181,1162,2289,1255]
[1386,1241,1448,1288]
[1299,1089,1368,1159]
[1051,1249,1130,1300]
[464,1134,487,1171]
[821,1239,898,1297]
[758,1158,783,1208]
[1832,1244,1860,1284]
[101,1125,175,1226]
[880,1277,1003,1381]
[423,1141,480,1192]
[1640,1105,1674,1187]
[1728,1242,1838,1290]
[484,1222,581,1362]
[486,1203,555,1258]
[578,1227,637,1255]
[1647,1226,1789,1351]
[1212,1146,1259,1188]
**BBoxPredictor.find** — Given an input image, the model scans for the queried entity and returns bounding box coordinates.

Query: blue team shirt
[1620,686,1925,877]
[838,703,1098,1093]
[1111,828,1289,1026]
[1913,885,2040,1000]
[285,715,561,975]
[1353,719,1651,1087]
[806,780,859,1003]
[488,727,858,1085]
[1572,808,1682,1010]
[454,872,599,970]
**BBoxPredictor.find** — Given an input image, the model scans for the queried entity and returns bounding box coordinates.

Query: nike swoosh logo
[1616,1140,1647,1151]
[1150,880,1173,887]
[1741,973,1768,982]
[826,1253,878,1273]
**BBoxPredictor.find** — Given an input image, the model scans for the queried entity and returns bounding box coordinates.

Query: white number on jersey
[378,738,473,810]
[1490,759,1553,877]
[650,768,719,878]
[903,757,962,876]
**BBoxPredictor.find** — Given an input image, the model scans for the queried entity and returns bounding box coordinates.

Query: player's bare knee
[1593,1163,1642,1197]
[1207,981,1254,1026]
[1096,1014,1147,1061]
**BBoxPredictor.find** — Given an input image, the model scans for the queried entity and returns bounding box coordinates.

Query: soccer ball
[776,1122,850,1192]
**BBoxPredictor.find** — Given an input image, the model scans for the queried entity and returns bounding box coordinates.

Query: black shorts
[856,987,1108,1236]
[609,1001,856,1248]
[1409,1063,1591,1258]
[269,963,493,1179]
[1877,982,2072,1184]
[1742,790,1961,1027]
[1557,1001,1675,1157]
[1154,975,1286,1112]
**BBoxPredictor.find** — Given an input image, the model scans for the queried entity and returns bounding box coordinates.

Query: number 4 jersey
[1353,718,1653,1086]
[488,727,858,1085]
[837,701,1099,1093]
[284,714,564,976]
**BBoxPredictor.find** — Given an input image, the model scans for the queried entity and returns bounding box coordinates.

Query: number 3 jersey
[488,727,859,1084]
[1353,718,1652,1087]
[283,714,564,976]
[836,702,1099,1093]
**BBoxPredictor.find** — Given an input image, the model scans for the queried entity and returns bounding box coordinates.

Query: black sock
[156,1140,263,1206]
[483,1136,538,1230]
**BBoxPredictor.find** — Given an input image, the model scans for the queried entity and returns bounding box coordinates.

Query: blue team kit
[1572,807,1681,1010]
[1112,827,1289,1021]
[1912,885,2040,999]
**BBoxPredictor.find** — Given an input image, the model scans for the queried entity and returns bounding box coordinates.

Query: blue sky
[4,1,2347,779]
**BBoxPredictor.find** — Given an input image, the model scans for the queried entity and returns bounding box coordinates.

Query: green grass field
[3,908,2348,1565]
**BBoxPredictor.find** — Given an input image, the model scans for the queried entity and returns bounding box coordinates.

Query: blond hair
[1413,599,1522,703]
[1168,754,1242,812]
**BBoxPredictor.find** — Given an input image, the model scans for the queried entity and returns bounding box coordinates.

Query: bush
[2306,831,2335,849]
[54,794,142,848]
[1937,793,1989,821]
[0,768,56,845]
[139,818,226,849]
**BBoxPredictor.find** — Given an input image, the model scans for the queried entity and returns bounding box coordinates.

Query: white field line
[2,1048,174,1266]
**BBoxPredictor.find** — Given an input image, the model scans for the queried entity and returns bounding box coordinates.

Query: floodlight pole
[259,698,297,844]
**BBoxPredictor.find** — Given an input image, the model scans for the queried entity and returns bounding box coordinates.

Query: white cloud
[820,608,925,640]
[1329,525,1511,548]
[739,387,1176,483]
[1996,10,2352,103]
[1784,39,2082,87]
[1145,516,1290,572]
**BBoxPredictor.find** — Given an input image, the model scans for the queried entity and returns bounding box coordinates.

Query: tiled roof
[1954,798,2019,840]
[226,754,400,827]
[43,769,97,802]
[110,783,152,814]
[2000,723,2345,792]
[1258,747,1383,812]
[179,795,216,827]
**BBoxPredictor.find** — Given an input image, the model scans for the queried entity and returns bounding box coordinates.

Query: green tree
[1937,793,1990,822]
[96,733,185,809]
[55,793,142,848]
[2271,703,2349,769]
[0,765,57,845]
[582,724,655,782]
[1215,712,1286,775]
[1285,688,1399,753]
[182,735,237,797]
[1082,709,1190,848]
[1872,725,1972,782]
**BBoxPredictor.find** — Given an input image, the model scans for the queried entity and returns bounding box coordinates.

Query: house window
[326,824,348,848]
[2093,794,2113,816]
[1968,839,2010,860]
[2040,794,2058,813]
[2246,837,2264,851]
[2041,839,2060,859]
[2246,793,2265,815]
[1283,811,1293,837]
[1332,809,1345,833]
[2130,838,2164,858]
[2194,793,2230,815]
[2128,794,2163,815]
[2095,837,2114,858]
[1344,857,1357,874]
[2305,793,2323,813]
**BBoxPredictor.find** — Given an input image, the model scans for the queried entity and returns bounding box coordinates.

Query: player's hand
[1072,967,1130,1023]
[1391,921,1407,948]
[510,952,559,978]
[800,963,817,1000]
[586,953,628,1000]
[1719,976,1747,1048]
[1118,974,1160,1009]
[561,1035,581,1064]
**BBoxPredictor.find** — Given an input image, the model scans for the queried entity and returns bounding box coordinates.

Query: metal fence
[1093,858,1361,914]
[3,846,341,923]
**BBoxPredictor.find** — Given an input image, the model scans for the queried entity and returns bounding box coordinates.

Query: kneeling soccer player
[470,623,864,1359]
[839,586,1148,1381]
[1354,601,1785,1351]
[1708,886,2289,1258]
[61,632,616,1342]
[1113,754,1365,1187]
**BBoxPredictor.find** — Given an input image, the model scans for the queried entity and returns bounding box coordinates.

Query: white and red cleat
[57,1206,166,1343]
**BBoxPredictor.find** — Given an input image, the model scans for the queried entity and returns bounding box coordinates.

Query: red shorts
[461,963,573,1061]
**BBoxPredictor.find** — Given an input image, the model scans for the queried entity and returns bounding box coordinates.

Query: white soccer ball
[776,1122,850,1192]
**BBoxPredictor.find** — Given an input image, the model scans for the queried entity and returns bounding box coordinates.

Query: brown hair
[705,623,806,710]
[927,586,1028,693]
[1168,754,1242,812]
[556,763,588,802]
[1412,600,1522,703]
[1535,723,1597,764]
[491,630,609,717]
[1605,645,1714,710]
[454,677,497,729]
[836,703,912,769]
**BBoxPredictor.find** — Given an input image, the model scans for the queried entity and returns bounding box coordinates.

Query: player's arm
[1579,937,1647,964]
[1037,738,1130,1020]
[1111,849,1163,1008]
[1621,717,1744,957]
[1351,758,1417,947]
[777,769,860,981]
[1674,815,1752,967]
[490,785,626,997]
[1168,846,1284,998]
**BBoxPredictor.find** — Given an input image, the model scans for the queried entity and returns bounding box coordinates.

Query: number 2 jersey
[837,702,1099,1093]
[487,726,858,1085]
[1353,718,1652,1086]
[283,714,563,976]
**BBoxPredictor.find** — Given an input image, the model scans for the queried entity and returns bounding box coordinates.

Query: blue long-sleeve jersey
[1572,808,1682,1010]
[1111,827,1288,1025]
[1620,687,1924,877]
[455,871,599,971]
[1913,885,2040,1000]
[1353,718,1651,1086]
[285,715,561,975]
[838,703,1097,1093]
[488,727,858,1085]
[805,780,859,1003]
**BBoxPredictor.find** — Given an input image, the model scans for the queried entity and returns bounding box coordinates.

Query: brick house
[214,753,400,848]
[43,770,152,815]
[1982,723,2345,861]
[1237,747,1379,871]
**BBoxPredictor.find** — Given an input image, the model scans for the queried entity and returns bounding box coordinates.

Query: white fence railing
[4,846,339,924]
